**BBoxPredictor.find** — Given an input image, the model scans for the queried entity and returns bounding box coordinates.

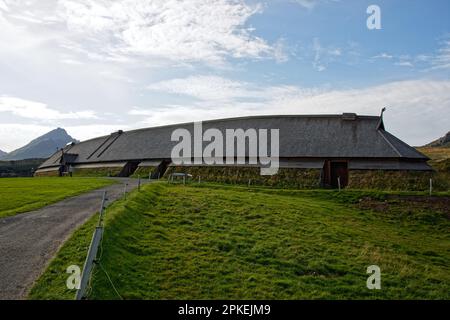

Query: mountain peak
[28,127,69,143]
[1,128,78,161]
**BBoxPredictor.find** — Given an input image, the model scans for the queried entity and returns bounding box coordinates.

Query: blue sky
[0,0,449,151]
[247,0,449,85]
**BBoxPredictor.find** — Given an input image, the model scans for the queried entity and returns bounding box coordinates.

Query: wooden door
[330,161,348,188]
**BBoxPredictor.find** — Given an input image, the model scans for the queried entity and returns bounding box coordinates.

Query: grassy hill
[30,182,449,300]
[418,130,450,173]
[417,146,450,172]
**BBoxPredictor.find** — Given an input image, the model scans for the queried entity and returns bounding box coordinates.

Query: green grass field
[0,177,114,218]
[29,182,449,300]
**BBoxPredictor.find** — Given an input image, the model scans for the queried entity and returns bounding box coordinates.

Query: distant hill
[0,149,7,159]
[424,131,450,148]
[0,158,45,177]
[417,131,450,173]
[1,128,78,161]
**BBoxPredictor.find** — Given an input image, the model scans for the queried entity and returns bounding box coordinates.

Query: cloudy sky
[0,0,449,151]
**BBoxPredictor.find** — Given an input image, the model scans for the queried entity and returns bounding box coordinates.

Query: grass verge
[30,182,449,299]
[0,177,114,218]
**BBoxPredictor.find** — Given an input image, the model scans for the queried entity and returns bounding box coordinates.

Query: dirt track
[0,178,146,300]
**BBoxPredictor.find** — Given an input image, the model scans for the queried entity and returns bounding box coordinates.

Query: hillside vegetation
[0,159,44,177]
[30,182,449,300]
[424,131,450,148]
[418,146,450,173]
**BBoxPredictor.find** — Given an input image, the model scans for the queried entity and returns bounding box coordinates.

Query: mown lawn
[29,182,450,300]
[0,177,114,218]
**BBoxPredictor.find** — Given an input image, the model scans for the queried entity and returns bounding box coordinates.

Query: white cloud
[292,0,339,10]
[371,38,450,71]
[0,0,284,66]
[128,107,154,116]
[293,0,320,9]
[310,38,342,71]
[312,37,326,71]
[98,70,135,83]
[146,75,324,103]
[430,38,450,70]
[395,61,414,67]
[372,53,393,59]
[273,38,289,63]
[65,124,132,142]
[0,0,8,12]
[0,96,97,120]
[60,58,84,65]
[57,0,276,65]
[328,48,341,56]
[147,75,254,101]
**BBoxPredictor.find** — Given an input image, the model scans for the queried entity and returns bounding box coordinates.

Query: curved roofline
[76,113,381,144]
[38,112,431,171]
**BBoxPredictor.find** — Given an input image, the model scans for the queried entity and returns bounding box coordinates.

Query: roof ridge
[377,130,402,157]
[93,114,380,138]
[86,135,115,160]
[379,129,429,159]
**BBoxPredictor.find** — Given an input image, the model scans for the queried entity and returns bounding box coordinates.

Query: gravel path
[0,178,148,300]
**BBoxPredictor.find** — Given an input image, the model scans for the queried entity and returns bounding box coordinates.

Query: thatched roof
[38,114,428,170]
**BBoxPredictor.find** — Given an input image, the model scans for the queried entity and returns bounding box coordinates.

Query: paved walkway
[0,178,148,300]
